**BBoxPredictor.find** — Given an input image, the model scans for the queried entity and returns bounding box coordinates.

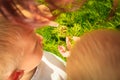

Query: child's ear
[8,70,24,80]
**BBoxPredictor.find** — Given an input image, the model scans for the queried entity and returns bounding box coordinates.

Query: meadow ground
[36,0,120,60]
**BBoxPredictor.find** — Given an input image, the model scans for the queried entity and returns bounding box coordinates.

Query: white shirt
[31,51,67,80]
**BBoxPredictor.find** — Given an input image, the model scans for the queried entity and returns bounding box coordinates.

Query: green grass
[36,0,120,60]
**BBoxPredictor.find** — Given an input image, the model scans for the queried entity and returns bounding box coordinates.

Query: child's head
[0,18,43,80]
[66,29,120,80]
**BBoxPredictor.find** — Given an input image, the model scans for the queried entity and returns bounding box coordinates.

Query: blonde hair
[67,29,120,80]
[0,17,24,79]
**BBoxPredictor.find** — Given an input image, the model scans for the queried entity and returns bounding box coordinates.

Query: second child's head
[67,30,120,80]
[0,18,43,80]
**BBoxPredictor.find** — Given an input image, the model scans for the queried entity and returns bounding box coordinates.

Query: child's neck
[20,68,36,80]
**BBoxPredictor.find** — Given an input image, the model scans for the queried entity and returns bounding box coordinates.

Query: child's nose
[36,34,43,41]
[36,34,43,47]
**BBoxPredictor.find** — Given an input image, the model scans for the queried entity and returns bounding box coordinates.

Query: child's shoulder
[31,51,67,80]
[42,51,66,65]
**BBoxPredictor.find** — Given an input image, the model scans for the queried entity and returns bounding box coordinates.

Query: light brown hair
[67,29,120,80]
[0,18,26,80]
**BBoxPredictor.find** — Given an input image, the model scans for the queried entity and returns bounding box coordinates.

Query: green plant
[36,0,120,60]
